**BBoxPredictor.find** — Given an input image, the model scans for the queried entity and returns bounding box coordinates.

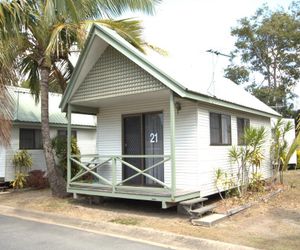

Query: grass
[109,217,142,226]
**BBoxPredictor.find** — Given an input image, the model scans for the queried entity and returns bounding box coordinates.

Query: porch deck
[69,183,200,203]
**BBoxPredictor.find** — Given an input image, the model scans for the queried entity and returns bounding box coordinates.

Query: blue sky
[124,0,299,109]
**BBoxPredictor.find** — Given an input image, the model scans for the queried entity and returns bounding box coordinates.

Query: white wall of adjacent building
[1,126,96,182]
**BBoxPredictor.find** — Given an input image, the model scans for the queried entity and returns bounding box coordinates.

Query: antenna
[206,49,231,97]
[206,49,231,58]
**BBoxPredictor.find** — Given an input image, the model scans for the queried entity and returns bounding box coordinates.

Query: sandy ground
[0,170,299,250]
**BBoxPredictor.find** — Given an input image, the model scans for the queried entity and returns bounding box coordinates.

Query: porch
[66,91,201,208]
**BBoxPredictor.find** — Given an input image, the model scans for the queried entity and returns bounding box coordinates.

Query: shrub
[26,170,49,189]
[12,150,32,173]
[249,172,265,192]
[52,136,80,180]
[12,172,27,189]
[229,126,266,196]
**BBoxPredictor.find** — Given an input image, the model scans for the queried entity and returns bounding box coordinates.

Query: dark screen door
[123,112,164,186]
[123,115,143,185]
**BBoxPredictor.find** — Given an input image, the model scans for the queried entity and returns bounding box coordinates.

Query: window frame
[209,112,232,146]
[237,117,250,145]
[19,128,43,150]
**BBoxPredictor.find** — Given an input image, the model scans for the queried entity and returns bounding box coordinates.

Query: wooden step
[190,204,216,215]
[180,197,208,206]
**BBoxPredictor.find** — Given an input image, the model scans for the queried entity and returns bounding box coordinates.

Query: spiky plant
[271,118,293,184]
[229,126,266,196]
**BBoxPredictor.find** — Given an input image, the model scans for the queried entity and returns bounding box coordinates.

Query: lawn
[0,170,299,250]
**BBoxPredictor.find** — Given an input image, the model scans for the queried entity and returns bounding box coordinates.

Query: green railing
[69,154,171,194]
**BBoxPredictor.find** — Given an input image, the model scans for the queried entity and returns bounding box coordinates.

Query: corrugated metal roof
[8,86,96,127]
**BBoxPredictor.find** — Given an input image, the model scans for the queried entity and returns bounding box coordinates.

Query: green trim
[71,105,98,115]
[67,104,72,187]
[183,91,280,118]
[170,92,176,199]
[13,121,96,129]
[60,24,279,118]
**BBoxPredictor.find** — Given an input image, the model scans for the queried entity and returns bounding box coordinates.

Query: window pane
[35,130,43,149]
[57,130,77,139]
[210,113,221,144]
[57,130,67,137]
[237,118,250,145]
[71,130,77,139]
[20,129,35,149]
[221,115,231,144]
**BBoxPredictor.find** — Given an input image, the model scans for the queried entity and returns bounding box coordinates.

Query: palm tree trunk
[40,66,68,198]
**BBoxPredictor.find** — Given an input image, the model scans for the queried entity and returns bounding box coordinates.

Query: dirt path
[1,170,299,250]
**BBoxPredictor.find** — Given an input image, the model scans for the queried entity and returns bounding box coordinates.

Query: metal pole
[170,91,176,200]
[67,104,72,188]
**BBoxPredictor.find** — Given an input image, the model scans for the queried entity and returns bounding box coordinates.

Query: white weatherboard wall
[197,103,272,196]
[96,93,198,190]
[96,92,273,196]
[3,126,96,181]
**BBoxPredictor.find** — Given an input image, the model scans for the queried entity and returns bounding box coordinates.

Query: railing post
[67,104,72,189]
[112,157,116,192]
[170,91,176,200]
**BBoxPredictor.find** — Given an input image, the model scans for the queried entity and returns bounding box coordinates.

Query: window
[57,129,77,139]
[237,118,250,145]
[210,113,232,145]
[19,129,42,149]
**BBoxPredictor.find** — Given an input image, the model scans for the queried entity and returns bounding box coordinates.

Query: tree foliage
[52,136,80,180]
[0,0,159,197]
[225,3,300,117]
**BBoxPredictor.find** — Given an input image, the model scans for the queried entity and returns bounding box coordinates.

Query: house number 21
[150,133,158,143]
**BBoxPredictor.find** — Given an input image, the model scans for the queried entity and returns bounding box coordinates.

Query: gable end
[71,46,165,103]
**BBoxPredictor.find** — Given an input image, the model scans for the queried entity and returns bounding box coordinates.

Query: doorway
[122,112,164,186]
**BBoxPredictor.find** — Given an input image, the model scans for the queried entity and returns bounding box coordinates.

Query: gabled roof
[60,24,280,118]
[8,87,96,127]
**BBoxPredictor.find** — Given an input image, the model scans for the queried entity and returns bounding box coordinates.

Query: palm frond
[0,85,13,147]
[90,18,146,52]
[284,115,300,168]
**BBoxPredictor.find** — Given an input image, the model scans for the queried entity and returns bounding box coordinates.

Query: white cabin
[60,25,280,208]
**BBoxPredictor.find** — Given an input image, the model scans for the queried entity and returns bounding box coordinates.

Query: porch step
[190,204,216,216]
[192,213,227,227]
[179,197,208,206]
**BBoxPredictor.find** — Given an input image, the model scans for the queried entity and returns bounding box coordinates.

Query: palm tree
[0,0,159,197]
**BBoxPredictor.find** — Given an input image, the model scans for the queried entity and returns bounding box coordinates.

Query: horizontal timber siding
[96,94,199,190]
[2,127,96,181]
[197,104,272,196]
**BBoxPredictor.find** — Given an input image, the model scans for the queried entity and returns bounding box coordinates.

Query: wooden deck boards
[69,182,200,200]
